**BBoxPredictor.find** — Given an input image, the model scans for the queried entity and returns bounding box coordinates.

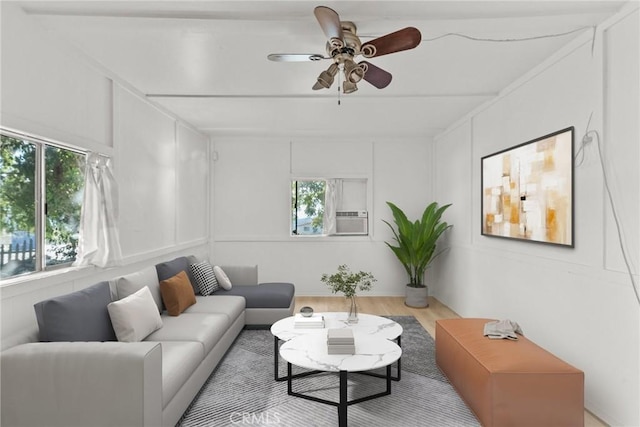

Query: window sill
[0,265,95,297]
[213,234,374,242]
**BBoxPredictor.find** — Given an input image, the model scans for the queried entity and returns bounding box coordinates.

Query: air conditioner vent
[335,211,368,235]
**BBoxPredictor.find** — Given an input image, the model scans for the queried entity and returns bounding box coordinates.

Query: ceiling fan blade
[314,6,344,41]
[360,61,392,89]
[361,27,421,58]
[268,53,326,62]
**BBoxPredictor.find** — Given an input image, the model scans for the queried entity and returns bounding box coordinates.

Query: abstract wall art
[481,127,574,247]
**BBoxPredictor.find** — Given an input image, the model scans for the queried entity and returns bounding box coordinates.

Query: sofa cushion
[156,256,198,294]
[190,261,219,295]
[184,295,245,322]
[144,313,229,355]
[107,287,163,342]
[218,265,258,286]
[160,271,197,316]
[214,282,295,308]
[160,341,203,408]
[115,265,163,313]
[34,281,116,342]
[213,266,232,290]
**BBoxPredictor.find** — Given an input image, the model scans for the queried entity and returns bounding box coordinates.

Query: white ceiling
[17,0,626,138]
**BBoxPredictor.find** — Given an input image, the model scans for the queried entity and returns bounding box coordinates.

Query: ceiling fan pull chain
[338,63,343,105]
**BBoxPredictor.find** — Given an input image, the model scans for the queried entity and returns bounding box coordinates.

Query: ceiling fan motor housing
[323,21,367,84]
[326,21,361,58]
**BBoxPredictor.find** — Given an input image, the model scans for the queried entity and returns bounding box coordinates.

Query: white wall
[211,136,435,296]
[2,1,637,424]
[0,4,210,340]
[431,6,639,426]
[0,4,111,152]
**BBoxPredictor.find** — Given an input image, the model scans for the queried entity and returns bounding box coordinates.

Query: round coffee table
[280,332,402,427]
[270,312,403,381]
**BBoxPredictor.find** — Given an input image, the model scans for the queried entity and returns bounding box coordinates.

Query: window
[291,178,368,236]
[0,131,85,279]
[291,180,325,235]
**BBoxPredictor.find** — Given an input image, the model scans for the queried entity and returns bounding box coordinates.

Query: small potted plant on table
[321,264,376,324]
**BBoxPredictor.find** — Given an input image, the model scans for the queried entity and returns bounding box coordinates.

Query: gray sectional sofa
[0,256,295,427]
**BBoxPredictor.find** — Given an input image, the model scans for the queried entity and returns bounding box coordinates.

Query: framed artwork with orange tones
[481,127,574,247]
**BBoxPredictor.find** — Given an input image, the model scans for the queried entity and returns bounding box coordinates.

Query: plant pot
[405,285,429,308]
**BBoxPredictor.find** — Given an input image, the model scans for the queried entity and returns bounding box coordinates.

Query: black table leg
[338,370,347,427]
[285,365,396,426]
[274,336,279,381]
[396,335,402,381]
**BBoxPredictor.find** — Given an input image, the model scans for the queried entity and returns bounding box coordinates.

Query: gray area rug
[177,316,479,427]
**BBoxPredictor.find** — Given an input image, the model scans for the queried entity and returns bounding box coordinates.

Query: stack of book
[293,313,325,329]
[327,328,355,354]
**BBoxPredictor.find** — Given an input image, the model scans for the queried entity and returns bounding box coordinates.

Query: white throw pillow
[213,266,232,290]
[107,286,163,342]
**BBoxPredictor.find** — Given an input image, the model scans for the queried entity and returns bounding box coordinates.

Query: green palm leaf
[384,201,452,287]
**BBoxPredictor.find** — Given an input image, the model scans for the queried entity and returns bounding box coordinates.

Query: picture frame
[481,127,574,247]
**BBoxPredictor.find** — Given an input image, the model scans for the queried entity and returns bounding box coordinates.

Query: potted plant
[383,201,452,308]
[321,264,376,323]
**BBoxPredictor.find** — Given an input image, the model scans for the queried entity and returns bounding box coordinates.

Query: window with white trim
[0,131,85,279]
[291,178,367,236]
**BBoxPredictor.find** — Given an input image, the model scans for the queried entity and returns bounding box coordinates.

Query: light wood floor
[294,295,607,427]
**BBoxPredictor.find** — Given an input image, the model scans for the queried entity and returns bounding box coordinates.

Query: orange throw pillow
[160,271,196,316]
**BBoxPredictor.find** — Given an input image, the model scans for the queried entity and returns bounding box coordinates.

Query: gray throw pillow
[156,257,198,294]
[34,281,117,342]
[115,266,163,313]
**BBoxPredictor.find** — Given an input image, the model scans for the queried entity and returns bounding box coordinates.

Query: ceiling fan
[267,6,421,94]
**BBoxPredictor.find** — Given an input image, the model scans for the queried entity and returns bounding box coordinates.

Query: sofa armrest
[1,341,162,427]
[220,265,258,286]
[0,326,39,352]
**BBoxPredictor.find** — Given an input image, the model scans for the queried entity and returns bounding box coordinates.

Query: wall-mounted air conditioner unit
[335,211,368,235]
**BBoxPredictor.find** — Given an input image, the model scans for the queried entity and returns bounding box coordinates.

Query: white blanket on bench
[483,319,523,340]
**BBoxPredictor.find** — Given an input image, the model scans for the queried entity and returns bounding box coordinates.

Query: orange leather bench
[435,318,584,427]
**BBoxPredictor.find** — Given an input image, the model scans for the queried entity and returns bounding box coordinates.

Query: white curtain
[73,153,122,268]
[323,179,343,235]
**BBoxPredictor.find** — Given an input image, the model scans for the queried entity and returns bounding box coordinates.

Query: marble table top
[279,332,402,373]
[271,312,403,342]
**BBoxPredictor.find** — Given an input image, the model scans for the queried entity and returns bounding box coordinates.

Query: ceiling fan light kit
[343,59,365,83]
[268,6,422,94]
[342,79,358,94]
[316,63,339,89]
